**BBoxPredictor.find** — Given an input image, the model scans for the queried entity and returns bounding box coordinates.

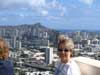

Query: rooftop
[74,57,100,75]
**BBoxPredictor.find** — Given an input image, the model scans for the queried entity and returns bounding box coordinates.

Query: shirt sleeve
[70,61,81,75]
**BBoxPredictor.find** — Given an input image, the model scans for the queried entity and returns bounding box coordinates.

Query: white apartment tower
[16,41,22,50]
[45,47,53,65]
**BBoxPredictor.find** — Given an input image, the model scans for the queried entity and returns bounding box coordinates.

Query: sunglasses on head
[58,48,70,52]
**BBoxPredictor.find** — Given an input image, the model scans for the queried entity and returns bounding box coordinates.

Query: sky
[0,0,100,30]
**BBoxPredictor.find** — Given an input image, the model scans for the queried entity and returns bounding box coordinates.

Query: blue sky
[0,0,100,30]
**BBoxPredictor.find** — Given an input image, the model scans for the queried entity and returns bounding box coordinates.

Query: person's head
[0,38,9,60]
[57,35,74,63]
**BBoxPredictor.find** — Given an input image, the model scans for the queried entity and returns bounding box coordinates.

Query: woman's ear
[70,51,73,57]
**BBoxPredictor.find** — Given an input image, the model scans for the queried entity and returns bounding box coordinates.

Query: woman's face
[2,49,9,59]
[58,43,71,63]
[0,41,9,60]
[0,49,9,60]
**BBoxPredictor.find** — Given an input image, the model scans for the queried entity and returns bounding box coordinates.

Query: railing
[74,57,100,75]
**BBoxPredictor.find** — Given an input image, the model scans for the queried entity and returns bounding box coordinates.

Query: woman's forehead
[58,43,71,49]
[58,44,66,48]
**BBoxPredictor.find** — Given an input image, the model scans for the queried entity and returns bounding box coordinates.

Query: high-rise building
[91,38,99,45]
[81,32,88,40]
[0,29,5,37]
[44,47,53,64]
[81,39,91,47]
[12,36,16,48]
[5,38,11,48]
[16,41,22,50]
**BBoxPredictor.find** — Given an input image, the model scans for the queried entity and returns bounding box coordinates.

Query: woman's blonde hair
[0,37,9,58]
[58,35,74,49]
[58,35,74,57]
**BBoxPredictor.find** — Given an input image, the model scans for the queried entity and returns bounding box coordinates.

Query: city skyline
[0,0,100,30]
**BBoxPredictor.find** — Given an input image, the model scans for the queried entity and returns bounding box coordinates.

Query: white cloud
[0,0,46,9]
[50,0,59,8]
[47,0,67,17]
[29,0,46,8]
[20,7,28,10]
[79,0,94,6]
[41,10,48,16]
[60,7,66,17]
[19,13,25,18]
[47,15,61,20]
[0,0,67,20]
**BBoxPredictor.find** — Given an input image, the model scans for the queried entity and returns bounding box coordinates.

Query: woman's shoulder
[70,58,78,65]
[69,59,80,70]
[0,57,13,63]
[70,58,81,75]
[0,58,6,66]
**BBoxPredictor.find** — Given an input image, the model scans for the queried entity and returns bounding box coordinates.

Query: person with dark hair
[0,38,14,75]
[54,35,81,75]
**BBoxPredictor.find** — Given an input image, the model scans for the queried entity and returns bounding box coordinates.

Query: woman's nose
[61,50,65,54]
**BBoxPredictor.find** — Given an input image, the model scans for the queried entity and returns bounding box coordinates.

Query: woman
[55,35,81,75]
[0,38,14,75]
